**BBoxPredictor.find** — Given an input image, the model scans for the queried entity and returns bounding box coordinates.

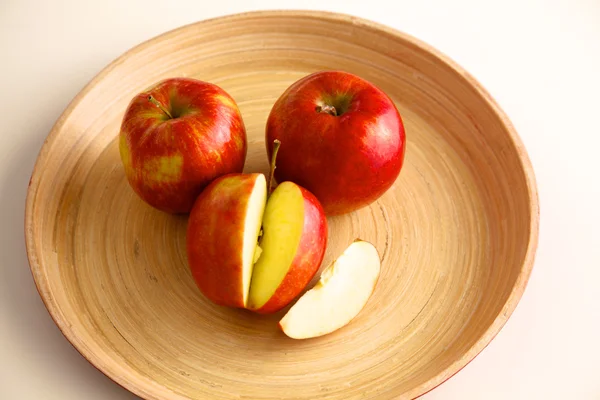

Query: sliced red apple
[187,140,327,313]
[278,240,381,339]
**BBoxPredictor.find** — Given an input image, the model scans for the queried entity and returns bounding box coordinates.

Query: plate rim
[24,9,540,400]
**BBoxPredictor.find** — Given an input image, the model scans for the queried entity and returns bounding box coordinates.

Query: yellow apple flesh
[246,179,330,314]
[248,182,304,308]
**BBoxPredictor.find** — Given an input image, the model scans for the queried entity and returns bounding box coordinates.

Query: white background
[1,0,599,399]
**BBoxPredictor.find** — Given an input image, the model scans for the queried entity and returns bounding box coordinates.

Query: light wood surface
[24,10,539,400]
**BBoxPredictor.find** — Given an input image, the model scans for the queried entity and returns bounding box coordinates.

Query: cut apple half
[248,181,305,310]
[279,240,381,339]
[246,179,327,314]
[186,173,266,309]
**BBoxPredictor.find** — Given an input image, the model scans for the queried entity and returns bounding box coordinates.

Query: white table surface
[2,0,599,399]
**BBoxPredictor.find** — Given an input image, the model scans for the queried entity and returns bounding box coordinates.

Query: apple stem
[316,104,337,116]
[268,139,281,195]
[147,95,173,119]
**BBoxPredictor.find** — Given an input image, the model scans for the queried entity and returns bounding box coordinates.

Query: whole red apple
[119,77,247,213]
[265,70,406,215]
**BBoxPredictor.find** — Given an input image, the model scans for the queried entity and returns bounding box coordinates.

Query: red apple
[119,77,247,214]
[265,70,406,215]
[186,141,327,312]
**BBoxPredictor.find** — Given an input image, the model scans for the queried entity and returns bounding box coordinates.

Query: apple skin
[119,77,247,214]
[186,173,262,308]
[265,70,406,216]
[251,185,328,314]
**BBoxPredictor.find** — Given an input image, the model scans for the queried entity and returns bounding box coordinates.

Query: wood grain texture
[24,10,539,400]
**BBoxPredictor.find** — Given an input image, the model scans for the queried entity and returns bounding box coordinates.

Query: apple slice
[279,240,381,339]
[186,173,266,308]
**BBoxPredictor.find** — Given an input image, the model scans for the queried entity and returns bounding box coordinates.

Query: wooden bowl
[25,10,539,400]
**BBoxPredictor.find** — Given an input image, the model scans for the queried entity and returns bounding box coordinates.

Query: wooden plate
[25,10,539,400]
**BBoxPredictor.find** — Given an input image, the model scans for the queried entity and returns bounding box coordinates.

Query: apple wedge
[186,173,266,308]
[279,240,381,339]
